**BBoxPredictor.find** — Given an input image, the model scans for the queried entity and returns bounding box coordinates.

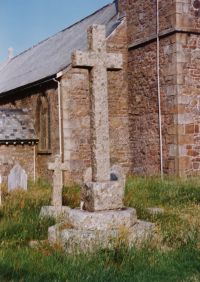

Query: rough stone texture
[40,206,70,220]
[118,0,176,45]
[0,84,60,183]
[68,208,137,231]
[8,164,27,191]
[0,145,35,183]
[48,155,69,206]
[81,181,124,212]
[173,32,200,176]
[3,1,200,181]
[48,220,155,254]
[72,24,123,182]
[61,19,130,184]
[117,0,200,177]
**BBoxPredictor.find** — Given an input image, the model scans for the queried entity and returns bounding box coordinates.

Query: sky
[0,0,111,63]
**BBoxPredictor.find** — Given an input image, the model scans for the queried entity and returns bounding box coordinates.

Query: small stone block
[40,206,70,221]
[68,208,137,231]
[147,207,164,215]
[82,181,124,211]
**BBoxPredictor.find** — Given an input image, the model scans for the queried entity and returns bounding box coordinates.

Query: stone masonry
[118,0,200,177]
[47,24,154,253]
[2,0,200,184]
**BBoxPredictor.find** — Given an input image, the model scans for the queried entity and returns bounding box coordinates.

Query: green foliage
[1,177,200,281]
[62,185,80,208]
[0,179,54,248]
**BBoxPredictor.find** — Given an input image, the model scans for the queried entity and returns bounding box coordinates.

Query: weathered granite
[48,220,155,254]
[68,208,137,231]
[48,155,69,207]
[72,24,123,182]
[40,206,70,221]
[8,164,27,191]
[81,180,124,211]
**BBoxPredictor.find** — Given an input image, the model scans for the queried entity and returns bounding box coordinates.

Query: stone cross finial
[48,155,69,207]
[72,24,123,182]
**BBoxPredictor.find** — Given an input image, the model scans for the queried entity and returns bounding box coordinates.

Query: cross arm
[72,50,94,68]
[105,53,123,70]
[48,163,55,171]
[60,162,70,171]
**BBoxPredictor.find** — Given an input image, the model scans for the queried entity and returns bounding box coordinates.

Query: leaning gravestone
[8,164,27,192]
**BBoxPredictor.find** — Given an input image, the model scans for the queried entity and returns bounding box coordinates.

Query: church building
[0,0,199,184]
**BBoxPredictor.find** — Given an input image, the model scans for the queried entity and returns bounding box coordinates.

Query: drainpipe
[156,0,164,178]
[33,145,36,182]
[53,76,63,160]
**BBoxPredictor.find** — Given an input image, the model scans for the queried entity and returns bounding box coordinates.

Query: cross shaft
[72,25,122,182]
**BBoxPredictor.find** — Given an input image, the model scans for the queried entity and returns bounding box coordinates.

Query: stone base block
[68,208,137,231]
[40,206,70,221]
[48,220,155,253]
[82,181,124,211]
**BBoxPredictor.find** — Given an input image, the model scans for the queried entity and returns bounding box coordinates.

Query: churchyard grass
[0,177,200,281]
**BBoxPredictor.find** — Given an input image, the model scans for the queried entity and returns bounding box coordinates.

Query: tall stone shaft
[72,24,123,182]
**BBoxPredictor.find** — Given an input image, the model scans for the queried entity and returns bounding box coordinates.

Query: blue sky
[0,0,111,63]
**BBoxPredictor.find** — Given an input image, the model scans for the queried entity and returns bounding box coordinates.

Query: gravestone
[47,25,155,252]
[8,164,27,192]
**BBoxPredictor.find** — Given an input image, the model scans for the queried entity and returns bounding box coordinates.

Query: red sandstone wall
[118,0,180,175]
[118,0,176,45]
[176,0,200,31]
[175,33,200,176]
[118,0,200,176]
[128,42,161,175]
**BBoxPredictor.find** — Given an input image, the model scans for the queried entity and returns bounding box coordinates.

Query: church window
[37,94,51,152]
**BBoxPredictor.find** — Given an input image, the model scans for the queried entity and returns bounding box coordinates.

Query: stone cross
[72,25,123,182]
[48,155,69,207]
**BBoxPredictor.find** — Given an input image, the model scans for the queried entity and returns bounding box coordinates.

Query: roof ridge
[9,2,114,62]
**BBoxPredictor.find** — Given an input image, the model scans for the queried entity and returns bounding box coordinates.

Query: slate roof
[0,2,119,96]
[0,109,38,144]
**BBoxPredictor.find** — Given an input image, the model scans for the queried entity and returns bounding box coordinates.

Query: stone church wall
[0,84,60,183]
[118,0,200,176]
[175,33,200,176]
[0,145,35,183]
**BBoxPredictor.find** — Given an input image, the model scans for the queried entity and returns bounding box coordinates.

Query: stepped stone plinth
[48,216,154,254]
[67,207,137,230]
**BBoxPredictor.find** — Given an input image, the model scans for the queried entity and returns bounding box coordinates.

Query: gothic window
[37,94,50,152]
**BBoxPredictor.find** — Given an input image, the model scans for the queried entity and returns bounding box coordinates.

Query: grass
[1,176,200,281]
